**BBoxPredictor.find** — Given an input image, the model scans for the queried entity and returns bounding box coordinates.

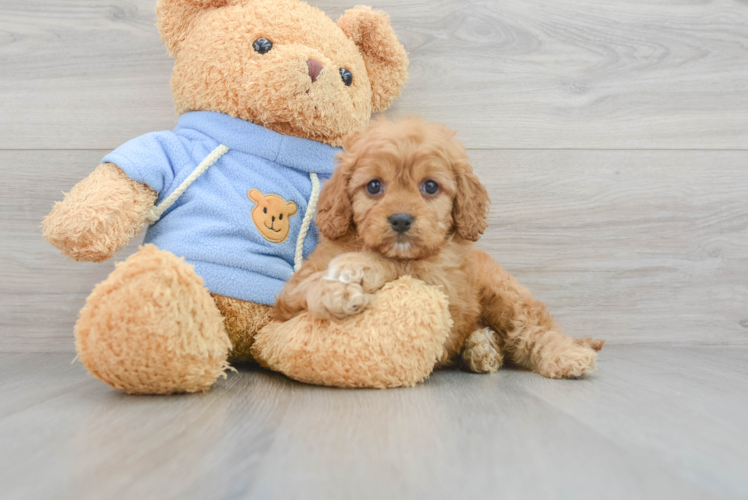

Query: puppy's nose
[307,59,323,83]
[389,213,414,234]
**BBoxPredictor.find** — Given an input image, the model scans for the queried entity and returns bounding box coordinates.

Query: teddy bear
[42,0,454,394]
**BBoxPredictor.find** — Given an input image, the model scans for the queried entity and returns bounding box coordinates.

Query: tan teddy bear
[42,0,455,394]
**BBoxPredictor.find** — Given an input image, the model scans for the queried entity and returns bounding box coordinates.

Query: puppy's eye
[366,179,382,195]
[263,207,267,214]
[340,68,353,86]
[423,180,439,195]
[253,38,273,54]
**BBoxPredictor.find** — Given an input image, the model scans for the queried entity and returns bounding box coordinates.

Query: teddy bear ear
[248,188,262,203]
[286,201,298,217]
[156,0,232,56]
[337,6,409,113]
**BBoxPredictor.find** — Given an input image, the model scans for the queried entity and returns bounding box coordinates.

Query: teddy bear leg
[461,327,504,374]
[75,244,231,394]
[211,294,273,363]
[252,276,453,389]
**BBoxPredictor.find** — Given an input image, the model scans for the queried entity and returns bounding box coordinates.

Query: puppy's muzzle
[389,213,414,234]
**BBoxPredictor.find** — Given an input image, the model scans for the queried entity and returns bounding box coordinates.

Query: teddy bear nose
[307,59,324,83]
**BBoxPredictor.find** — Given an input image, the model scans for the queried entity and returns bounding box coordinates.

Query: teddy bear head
[156,0,409,146]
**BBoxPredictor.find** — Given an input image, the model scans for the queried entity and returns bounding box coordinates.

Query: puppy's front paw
[326,253,386,293]
[307,279,370,321]
[537,344,597,379]
[325,257,365,286]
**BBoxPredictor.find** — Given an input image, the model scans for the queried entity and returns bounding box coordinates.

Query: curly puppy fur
[275,117,603,379]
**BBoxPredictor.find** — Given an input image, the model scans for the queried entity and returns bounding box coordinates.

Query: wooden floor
[0,346,747,499]
[1,0,747,498]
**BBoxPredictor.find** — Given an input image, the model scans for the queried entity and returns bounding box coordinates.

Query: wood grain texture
[1,0,747,150]
[472,149,748,346]
[2,149,746,351]
[0,346,746,499]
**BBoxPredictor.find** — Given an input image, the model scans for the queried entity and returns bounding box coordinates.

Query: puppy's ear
[156,0,232,56]
[338,6,409,113]
[315,153,356,240]
[452,157,490,242]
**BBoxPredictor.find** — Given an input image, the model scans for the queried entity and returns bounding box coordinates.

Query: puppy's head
[316,117,489,259]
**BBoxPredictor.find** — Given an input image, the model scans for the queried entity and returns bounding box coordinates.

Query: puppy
[274,117,603,379]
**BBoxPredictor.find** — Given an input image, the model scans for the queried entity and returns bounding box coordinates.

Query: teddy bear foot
[252,277,453,389]
[75,244,231,394]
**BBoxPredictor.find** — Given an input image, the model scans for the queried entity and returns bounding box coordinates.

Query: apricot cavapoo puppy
[275,117,603,379]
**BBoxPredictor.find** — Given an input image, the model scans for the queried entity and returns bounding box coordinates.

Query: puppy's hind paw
[574,337,605,352]
[462,327,503,374]
[537,344,597,379]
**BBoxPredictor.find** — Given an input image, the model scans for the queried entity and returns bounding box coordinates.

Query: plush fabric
[162,0,408,146]
[42,164,157,263]
[252,277,453,389]
[212,294,273,362]
[76,244,231,394]
[43,0,417,395]
[102,111,340,305]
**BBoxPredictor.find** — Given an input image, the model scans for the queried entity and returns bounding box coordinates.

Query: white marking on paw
[325,258,364,284]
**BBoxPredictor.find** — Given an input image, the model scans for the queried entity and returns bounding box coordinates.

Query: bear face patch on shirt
[248,188,298,243]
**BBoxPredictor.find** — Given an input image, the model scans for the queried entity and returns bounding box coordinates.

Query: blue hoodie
[102,111,341,305]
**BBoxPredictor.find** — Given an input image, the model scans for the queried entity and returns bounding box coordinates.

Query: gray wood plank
[472,149,748,346]
[522,345,748,498]
[0,352,92,420]
[243,368,709,500]
[0,357,295,500]
[2,347,747,499]
[1,0,747,150]
[2,149,746,351]
[0,150,144,351]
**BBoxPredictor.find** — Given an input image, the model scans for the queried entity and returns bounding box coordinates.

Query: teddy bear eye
[263,207,267,214]
[279,214,283,220]
[367,179,381,195]
[340,68,353,86]
[253,38,273,54]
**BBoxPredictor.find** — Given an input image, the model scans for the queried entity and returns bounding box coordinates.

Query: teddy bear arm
[43,163,157,263]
